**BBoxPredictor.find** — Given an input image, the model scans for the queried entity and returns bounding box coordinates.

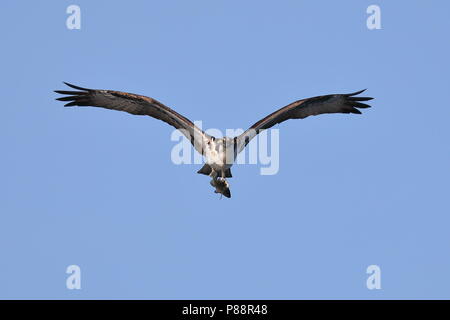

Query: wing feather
[237,90,373,151]
[55,82,210,154]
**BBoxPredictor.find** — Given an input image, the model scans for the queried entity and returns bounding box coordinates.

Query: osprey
[55,82,373,198]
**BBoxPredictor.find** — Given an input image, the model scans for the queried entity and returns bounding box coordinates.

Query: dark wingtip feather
[56,96,80,101]
[64,102,79,107]
[350,101,372,109]
[54,90,84,95]
[344,89,367,97]
[63,82,91,91]
[350,108,362,114]
[343,89,373,113]
[348,96,374,101]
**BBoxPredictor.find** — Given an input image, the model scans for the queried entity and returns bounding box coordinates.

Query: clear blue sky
[1,1,450,299]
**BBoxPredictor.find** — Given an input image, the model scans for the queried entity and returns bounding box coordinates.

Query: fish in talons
[209,171,231,198]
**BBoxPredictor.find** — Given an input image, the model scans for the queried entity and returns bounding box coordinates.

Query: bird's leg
[209,169,218,179]
[209,169,218,188]
[218,170,230,189]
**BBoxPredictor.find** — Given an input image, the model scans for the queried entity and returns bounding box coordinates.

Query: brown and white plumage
[55,82,374,198]
[236,89,373,152]
[55,82,210,155]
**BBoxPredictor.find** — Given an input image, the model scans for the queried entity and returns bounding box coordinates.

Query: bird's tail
[197,164,232,178]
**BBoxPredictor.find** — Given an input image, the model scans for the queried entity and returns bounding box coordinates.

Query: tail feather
[197,164,212,176]
[197,165,233,178]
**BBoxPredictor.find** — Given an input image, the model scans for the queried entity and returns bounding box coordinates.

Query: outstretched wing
[236,89,373,152]
[55,82,211,155]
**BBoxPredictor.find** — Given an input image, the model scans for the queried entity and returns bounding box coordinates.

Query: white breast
[206,149,223,167]
[204,139,235,172]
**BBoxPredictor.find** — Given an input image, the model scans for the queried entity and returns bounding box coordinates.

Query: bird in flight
[55,82,373,198]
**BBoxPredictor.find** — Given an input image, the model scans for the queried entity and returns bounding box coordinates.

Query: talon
[210,176,231,198]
